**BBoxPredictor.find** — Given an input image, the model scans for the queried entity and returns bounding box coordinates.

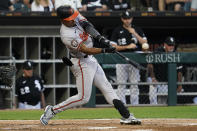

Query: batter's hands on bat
[101,44,116,53]
[96,35,111,47]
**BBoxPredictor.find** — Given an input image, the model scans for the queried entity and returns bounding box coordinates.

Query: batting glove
[101,45,116,53]
[97,35,111,47]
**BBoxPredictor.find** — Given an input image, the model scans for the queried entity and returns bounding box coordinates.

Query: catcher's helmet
[56,6,78,21]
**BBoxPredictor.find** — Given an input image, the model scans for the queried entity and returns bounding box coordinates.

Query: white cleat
[120,114,141,125]
[40,105,55,125]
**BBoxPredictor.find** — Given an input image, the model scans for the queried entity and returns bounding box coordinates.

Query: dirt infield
[0,119,197,131]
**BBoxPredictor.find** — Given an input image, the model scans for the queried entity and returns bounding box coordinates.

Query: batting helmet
[56,6,79,21]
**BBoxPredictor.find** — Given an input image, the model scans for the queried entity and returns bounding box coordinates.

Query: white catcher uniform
[52,19,119,113]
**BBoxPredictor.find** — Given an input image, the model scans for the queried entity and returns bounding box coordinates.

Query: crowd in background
[0,0,197,12]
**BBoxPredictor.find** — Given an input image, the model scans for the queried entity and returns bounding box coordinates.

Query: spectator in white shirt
[55,0,82,11]
[31,0,54,12]
[191,0,197,11]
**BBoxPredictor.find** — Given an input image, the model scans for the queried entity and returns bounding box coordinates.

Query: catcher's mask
[56,6,79,21]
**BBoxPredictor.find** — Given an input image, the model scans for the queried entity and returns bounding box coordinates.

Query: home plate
[86,126,117,130]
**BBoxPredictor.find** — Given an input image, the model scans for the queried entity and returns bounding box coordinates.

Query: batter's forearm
[81,48,102,55]
[79,43,102,55]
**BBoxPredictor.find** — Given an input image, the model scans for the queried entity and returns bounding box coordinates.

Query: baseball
[142,43,149,50]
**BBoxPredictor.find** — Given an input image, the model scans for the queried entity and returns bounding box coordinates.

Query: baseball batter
[40,6,141,125]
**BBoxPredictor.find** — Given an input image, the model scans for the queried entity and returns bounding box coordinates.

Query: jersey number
[118,38,127,45]
[20,86,30,95]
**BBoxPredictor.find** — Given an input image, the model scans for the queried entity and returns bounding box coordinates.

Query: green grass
[0,106,197,120]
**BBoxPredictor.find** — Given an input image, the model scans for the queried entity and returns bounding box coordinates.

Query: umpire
[15,61,45,109]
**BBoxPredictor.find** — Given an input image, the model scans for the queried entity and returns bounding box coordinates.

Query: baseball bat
[115,51,147,71]
[102,41,147,71]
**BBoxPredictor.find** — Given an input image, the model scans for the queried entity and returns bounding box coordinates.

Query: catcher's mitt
[0,65,16,87]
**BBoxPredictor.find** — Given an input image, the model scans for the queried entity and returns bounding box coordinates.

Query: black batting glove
[96,35,110,47]
[101,46,116,53]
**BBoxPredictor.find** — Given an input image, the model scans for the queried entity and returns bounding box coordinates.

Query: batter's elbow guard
[79,21,100,38]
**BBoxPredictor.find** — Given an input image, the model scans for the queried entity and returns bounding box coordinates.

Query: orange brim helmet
[57,5,79,21]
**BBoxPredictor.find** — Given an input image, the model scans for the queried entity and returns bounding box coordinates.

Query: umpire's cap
[56,6,79,21]
[165,36,175,46]
[23,61,33,70]
[121,11,132,19]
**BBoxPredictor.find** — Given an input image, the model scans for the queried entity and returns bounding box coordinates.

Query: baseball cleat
[120,113,141,125]
[40,105,55,125]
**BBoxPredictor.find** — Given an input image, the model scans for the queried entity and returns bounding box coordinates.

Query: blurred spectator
[147,36,183,104]
[31,0,54,12]
[15,61,45,109]
[184,0,191,11]
[140,0,157,11]
[0,0,14,11]
[54,0,82,11]
[111,11,147,105]
[29,0,33,4]
[107,0,131,11]
[159,0,187,11]
[13,0,31,11]
[81,0,108,11]
[191,0,197,11]
[10,0,16,4]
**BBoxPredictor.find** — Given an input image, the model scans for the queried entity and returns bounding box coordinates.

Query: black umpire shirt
[153,46,183,82]
[15,75,44,106]
[110,25,147,52]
